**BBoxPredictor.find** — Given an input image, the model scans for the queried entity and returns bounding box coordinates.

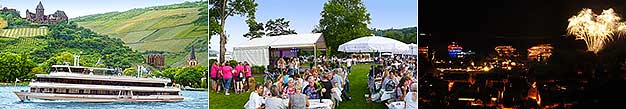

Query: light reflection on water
[0,86,207,109]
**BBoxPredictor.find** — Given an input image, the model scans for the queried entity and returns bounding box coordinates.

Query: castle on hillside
[0,6,16,13]
[147,54,165,68]
[25,2,67,24]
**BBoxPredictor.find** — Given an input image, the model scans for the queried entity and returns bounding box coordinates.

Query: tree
[44,52,74,66]
[265,18,296,36]
[175,66,207,88]
[209,5,221,38]
[374,27,417,44]
[244,17,298,39]
[154,68,179,80]
[243,17,264,39]
[210,0,258,63]
[316,0,372,55]
[0,52,36,82]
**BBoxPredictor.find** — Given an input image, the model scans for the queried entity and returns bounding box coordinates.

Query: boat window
[69,89,79,93]
[52,67,70,73]
[70,68,85,74]
[37,77,165,87]
[133,91,179,96]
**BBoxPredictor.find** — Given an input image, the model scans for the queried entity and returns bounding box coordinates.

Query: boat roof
[51,65,114,71]
[37,72,171,84]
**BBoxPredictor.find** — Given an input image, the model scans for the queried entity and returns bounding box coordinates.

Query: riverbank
[0,82,29,86]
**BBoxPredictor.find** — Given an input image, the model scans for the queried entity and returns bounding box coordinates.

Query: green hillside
[72,1,208,67]
[373,27,417,44]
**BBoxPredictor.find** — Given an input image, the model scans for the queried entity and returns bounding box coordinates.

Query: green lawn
[209,64,386,109]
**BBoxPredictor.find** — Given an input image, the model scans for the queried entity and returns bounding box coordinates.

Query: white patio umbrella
[338,36,409,53]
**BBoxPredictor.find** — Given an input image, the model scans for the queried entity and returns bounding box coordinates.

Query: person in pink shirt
[210,62,220,93]
[221,62,233,95]
[234,62,244,94]
[244,61,252,91]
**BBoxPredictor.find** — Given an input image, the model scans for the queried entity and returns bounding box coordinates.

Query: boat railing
[53,71,171,81]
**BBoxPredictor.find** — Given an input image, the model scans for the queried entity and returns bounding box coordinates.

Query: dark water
[0,86,207,109]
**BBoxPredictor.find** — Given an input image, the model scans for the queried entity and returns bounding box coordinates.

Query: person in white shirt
[245,85,265,109]
[404,83,417,109]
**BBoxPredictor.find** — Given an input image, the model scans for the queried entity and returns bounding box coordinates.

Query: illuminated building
[419,46,429,58]
[448,42,475,58]
[448,42,463,58]
[494,46,518,58]
[528,44,553,62]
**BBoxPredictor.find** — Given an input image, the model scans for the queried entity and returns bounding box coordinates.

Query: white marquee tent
[233,33,326,66]
[338,36,409,53]
[393,43,418,55]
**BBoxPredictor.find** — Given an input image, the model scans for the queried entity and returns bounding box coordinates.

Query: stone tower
[35,1,44,21]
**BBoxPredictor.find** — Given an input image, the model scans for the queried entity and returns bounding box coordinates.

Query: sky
[209,0,417,52]
[0,0,200,18]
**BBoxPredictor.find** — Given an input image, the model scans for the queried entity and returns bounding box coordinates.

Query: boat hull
[14,91,184,102]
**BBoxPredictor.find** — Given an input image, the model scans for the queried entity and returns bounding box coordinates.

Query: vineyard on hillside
[0,28,48,38]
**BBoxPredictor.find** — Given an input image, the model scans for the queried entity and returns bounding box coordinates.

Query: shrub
[228,60,238,67]
[209,59,217,66]
[251,65,265,75]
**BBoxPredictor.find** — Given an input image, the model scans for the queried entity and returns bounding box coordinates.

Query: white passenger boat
[14,65,184,102]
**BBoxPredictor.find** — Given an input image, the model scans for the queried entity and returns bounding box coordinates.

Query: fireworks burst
[567,8,626,53]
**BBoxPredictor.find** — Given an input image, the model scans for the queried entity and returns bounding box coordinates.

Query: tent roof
[338,36,408,52]
[235,33,326,49]
[235,36,281,48]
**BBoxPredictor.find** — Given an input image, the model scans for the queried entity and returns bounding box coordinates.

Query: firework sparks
[567,8,626,53]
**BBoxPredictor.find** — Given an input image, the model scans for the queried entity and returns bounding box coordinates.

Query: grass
[127,38,195,52]
[208,77,261,108]
[116,30,157,43]
[141,24,193,41]
[208,64,386,109]
[0,28,48,38]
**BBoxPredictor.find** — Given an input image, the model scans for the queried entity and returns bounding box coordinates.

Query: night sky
[419,0,626,57]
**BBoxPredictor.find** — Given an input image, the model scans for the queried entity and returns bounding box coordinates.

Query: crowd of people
[210,61,253,96]
[242,56,353,109]
[367,56,418,109]
[212,54,417,109]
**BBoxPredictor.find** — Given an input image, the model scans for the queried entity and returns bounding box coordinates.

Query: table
[386,101,405,109]
[308,99,333,109]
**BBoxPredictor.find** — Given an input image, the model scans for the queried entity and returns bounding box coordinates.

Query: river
[0,86,207,109]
